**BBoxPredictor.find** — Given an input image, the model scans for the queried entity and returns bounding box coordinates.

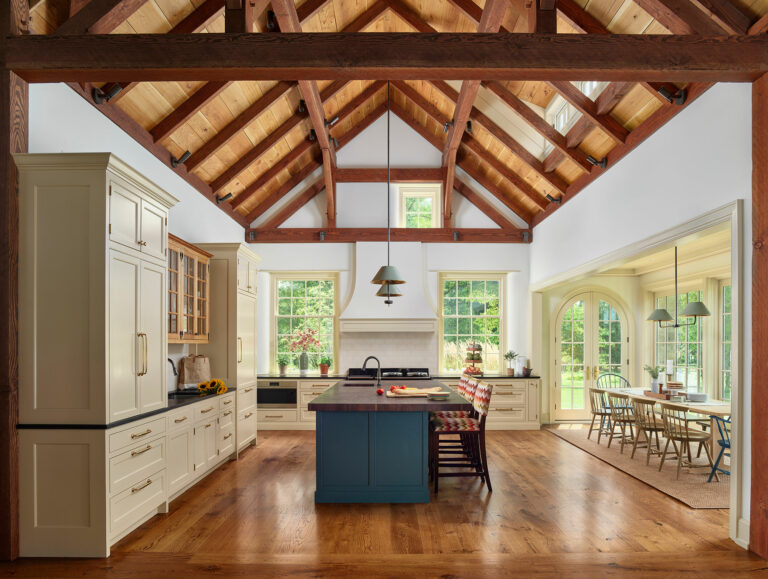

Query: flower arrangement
[288,328,321,353]
[643,364,664,380]
[197,378,228,396]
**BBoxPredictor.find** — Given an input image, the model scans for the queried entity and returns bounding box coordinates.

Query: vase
[279,365,287,377]
[299,352,309,377]
[651,379,659,393]
[319,364,329,376]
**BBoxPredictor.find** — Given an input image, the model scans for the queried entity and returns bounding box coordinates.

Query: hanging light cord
[386,80,391,267]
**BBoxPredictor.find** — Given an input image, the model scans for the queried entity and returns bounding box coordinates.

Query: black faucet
[362,356,381,387]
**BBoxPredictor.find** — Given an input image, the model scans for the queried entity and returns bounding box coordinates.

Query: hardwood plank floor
[1,430,766,577]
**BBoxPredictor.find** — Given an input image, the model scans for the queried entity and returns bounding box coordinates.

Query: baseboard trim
[734,517,750,549]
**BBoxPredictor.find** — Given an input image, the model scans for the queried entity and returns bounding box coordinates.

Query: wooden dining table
[598,388,731,450]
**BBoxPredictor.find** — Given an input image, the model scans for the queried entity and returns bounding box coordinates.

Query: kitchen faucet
[362,356,382,387]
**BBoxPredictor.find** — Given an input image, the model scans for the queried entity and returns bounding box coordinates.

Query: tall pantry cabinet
[197,244,260,450]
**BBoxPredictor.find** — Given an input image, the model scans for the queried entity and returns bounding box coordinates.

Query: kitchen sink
[169,390,205,397]
[342,381,376,387]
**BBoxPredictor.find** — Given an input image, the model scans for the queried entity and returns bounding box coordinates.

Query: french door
[554,292,629,421]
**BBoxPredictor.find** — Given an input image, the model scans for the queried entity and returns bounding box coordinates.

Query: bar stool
[631,398,664,464]
[430,380,493,493]
[606,392,636,454]
[659,403,717,480]
[588,388,612,444]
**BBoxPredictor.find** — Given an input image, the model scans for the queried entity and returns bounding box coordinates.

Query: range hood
[339,242,437,332]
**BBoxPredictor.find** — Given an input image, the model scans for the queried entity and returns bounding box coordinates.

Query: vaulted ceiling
[26,0,768,240]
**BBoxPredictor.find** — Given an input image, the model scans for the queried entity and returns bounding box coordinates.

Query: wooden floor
[1,430,765,578]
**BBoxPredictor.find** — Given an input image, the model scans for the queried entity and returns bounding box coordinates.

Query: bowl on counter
[687,391,708,403]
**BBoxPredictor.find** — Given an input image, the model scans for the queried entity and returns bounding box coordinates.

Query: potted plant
[504,350,518,376]
[277,354,289,377]
[288,328,321,377]
[319,355,332,376]
[643,364,664,393]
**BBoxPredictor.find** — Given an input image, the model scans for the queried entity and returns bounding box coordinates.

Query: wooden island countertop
[307,379,470,412]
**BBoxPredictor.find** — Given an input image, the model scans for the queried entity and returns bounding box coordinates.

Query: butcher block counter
[308,379,471,503]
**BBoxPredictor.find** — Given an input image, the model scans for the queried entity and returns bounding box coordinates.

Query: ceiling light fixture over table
[646,246,711,328]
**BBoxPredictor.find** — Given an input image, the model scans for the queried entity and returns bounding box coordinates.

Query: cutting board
[385,387,443,398]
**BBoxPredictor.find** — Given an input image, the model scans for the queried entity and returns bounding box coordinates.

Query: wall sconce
[443,120,454,133]
[319,230,326,241]
[522,231,530,243]
[331,136,339,149]
[325,116,339,127]
[545,194,562,205]
[657,86,687,105]
[298,100,306,113]
[309,129,316,142]
[466,121,472,134]
[452,231,460,241]
[171,151,191,168]
[266,10,278,31]
[248,230,257,241]
[216,192,233,205]
[587,155,607,168]
[92,84,122,104]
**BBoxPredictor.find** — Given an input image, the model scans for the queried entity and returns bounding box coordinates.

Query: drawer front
[257,409,297,423]
[167,406,195,432]
[219,424,235,456]
[219,406,235,428]
[195,399,220,421]
[300,409,316,423]
[238,410,257,448]
[299,380,335,391]
[237,386,256,411]
[491,388,527,406]
[488,406,526,422]
[109,417,166,454]
[109,436,166,495]
[110,469,166,538]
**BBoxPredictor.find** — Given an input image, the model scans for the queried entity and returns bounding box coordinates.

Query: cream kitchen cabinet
[197,244,261,451]
[16,153,177,425]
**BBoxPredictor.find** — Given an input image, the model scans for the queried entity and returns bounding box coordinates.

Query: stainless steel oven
[257,380,298,408]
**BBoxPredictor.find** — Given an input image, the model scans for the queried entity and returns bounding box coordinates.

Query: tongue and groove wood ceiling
[26,0,768,238]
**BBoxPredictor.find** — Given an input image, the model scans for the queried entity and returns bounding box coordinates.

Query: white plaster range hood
[339,242,437,332]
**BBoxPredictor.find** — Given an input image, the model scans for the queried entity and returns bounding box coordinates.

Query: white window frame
[438,272,506,374]
[718,279,732,401]
[398,184,441,228]
[543,81,610,155]
[270,272,340,375]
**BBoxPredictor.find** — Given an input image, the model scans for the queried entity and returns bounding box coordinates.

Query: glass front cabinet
[168,234,212,344]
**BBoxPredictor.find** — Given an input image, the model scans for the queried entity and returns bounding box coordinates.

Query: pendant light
[647,246,711,327]
[371,81,405,304]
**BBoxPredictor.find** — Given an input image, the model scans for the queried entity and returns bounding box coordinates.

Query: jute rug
[548,426,730,509]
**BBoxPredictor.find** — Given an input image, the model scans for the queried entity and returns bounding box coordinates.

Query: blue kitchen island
[307,380,471,503]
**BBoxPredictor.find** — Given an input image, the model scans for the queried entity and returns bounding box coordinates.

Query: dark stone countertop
[17,388,237,430]
[307,379,471,412]
[433,374,540,380]
[258,374,345,380]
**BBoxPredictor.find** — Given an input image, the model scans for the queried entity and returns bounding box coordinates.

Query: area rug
[547,426,730,509]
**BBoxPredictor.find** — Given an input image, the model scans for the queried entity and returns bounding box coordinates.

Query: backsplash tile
[339,332,438,373]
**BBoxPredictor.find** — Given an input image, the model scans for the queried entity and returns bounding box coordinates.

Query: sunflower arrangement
[197,378,227,396]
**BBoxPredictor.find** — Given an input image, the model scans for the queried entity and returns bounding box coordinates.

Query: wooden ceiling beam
[483,80,592,172]
[55,0,148,34]
[454,178,519,230]
[386,0,437,32]
[444,0,512,32]
[441,0,507,221]
[185,80,295,171]
[631,0,728,34]
[688,0,751,34]
[296,0,331,22]
[547,81,629,145]
[224,0,255,33]
[245,227,529,243]
[528,0,558,34]
[564,116,594,148]
[260,177,325,230]
[336,168,443,182]
[11,34,768,83]
[328,81,386,133]
[244,159,321,223]
[150,80,230,143]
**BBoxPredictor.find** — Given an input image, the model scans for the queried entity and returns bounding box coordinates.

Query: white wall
[530,83,752,544]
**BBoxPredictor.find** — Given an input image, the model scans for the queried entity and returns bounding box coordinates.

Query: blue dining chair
[596,373,632,390]
[708,415,731,483]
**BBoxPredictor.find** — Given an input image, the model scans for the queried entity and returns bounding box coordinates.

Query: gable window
[273,273,338,374]
[439,273,504,374]
[654,290,704,390]
[399,185,441,228]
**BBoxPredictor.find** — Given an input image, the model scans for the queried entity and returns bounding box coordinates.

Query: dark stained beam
[564,116,594,149]
[0,0,28,561]
[10,34,768,83]
[66,82,249,227]
[631,0,727,34]
[245,227,529,243]
[752,71,768,561]
[336,168,443,182]
[150,81,230,143]
[55,0,148,34]
[225,0,255,33]
[454,178,519,230]
[244,160,321,223]
[688,0,751,34]
[528,0,557,34]
[297,0,330,22]
[185,81,295,171]
[260,177,325,230]
[444,0,512,32]
[547,80,629,144]
[594,82,634,116]
[750,12,768,35]
[386,0,437,32]
[327,81,385,134]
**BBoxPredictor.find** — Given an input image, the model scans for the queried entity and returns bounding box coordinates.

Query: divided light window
[440,275,504,373]
[654,290,704,391]
[720,283,732,401]
[274,275,337,373]
[399,185,441,228]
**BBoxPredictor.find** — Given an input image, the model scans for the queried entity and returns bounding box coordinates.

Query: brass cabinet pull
[311,392,325,395]
[265,415,282,419]
[237,337,243,363]
[131,428,152,439]
[143,333,148,376]
[201,406,214,413]
[223,399,232,405]
[493,408,521,412]
[223,433,232,440]
[496,392,524,396]
[174,416,188,423]
[204,423,212,428]
[131,479,152,493]
[131,445,152,457]
[244,412,254,418]
[244,387,253,393]
[223,410,232,416]
[138,240,147,246]
[136,333,147,376]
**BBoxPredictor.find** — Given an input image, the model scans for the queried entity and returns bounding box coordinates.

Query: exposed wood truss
[245,227,529,243]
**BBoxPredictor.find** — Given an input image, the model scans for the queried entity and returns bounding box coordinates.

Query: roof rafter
[150,80,230,143]
[246,227,528,243]
[546,80,628,145]
[631,0,728,34]
[55,0,147,34]
[454,177,519,230]
[260,177,325,230]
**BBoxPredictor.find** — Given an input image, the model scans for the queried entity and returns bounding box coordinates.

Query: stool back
[597,373,632,390]
[589,388,609,414]
[472,380,493,417]
[632,398,659,430]
[712,415,731,448]
[607,392,634,422]
[660,403,690,437]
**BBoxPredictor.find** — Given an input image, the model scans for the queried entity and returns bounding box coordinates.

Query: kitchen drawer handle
[223,433,232,440]
[131,428,152,439]
[265,415,282,419]
[223,410,232,416]
[205,423,212,428]
[174,416,188,423]
[237,337,243,363]
[131,445,152,457]
[223,400,232,405]
[244,412,254,418]
[201,407,214,413]
[131,479,152,493]
[496,392,524,396]
[311,392,325,395]
[244,387,254,393]
[493,408,521,412]
[138,240,147,247]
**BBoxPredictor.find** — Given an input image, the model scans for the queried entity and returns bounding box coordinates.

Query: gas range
[346,367,431,380]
